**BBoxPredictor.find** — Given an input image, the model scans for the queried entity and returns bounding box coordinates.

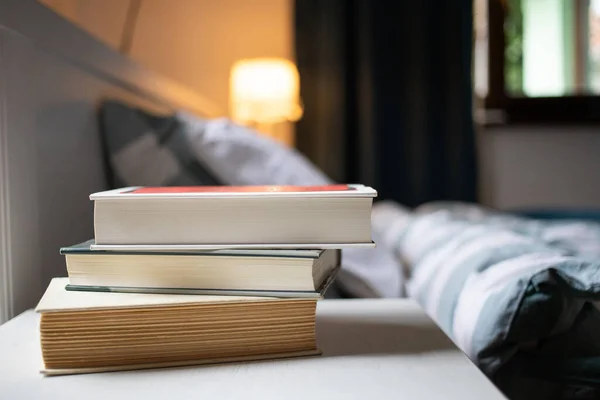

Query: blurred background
[39,0,600,211]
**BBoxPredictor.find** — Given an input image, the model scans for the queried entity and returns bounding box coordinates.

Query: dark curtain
[294,0,477,207]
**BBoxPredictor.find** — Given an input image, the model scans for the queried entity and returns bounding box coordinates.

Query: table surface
[0,299,505,400]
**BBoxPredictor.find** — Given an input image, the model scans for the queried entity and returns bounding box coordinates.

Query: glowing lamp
[229,58,303,128]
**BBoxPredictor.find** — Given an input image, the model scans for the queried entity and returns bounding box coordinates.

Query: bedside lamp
[229,58,303,135]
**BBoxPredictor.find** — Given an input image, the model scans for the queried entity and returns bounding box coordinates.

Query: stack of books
[36,184,377,375]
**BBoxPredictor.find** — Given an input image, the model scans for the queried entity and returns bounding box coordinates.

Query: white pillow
[176,112,405,298]
[177,113,332,186]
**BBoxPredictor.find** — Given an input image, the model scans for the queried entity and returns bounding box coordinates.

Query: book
[61,240,340,298]
[36,278,321,376]
[90,184,377,248]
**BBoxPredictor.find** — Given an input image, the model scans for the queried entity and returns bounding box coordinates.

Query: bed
[371,201,600,400]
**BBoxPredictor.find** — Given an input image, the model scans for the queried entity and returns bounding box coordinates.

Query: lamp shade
[229,58,303,124]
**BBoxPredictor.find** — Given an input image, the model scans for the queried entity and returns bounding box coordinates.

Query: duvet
[371,201,600,400]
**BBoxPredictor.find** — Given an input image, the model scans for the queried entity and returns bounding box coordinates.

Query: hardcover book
[90,184,377,249]
[61,240,340,298]
[37,278,321,376]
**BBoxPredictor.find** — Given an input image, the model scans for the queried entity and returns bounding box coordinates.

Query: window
[475,0,600,124]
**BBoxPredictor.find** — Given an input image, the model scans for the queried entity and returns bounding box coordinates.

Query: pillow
[175,111,405,298]
[100,102,406,299]
[175,112,332,185]
[99,100,221,188]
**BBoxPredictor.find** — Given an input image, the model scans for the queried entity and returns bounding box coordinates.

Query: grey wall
[0,0,218,323]
[478,126,600,210]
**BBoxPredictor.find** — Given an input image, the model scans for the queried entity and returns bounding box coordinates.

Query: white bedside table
[0,299,505,399]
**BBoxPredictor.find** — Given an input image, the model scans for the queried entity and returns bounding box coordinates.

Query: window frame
[483,0,600,125]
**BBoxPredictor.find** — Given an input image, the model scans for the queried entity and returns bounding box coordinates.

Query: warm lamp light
[229,58,303,129]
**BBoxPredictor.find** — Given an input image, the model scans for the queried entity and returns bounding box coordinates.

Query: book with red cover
[90,184,377,250]
[91,184,374,198]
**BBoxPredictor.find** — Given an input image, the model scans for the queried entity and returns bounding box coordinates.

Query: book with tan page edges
[37,278,321,376]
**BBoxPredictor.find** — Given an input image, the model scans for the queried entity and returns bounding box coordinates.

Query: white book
[90,184,377,248]
[61,240,340,298]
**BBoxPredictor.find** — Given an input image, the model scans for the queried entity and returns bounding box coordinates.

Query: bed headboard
[0,0,222,323]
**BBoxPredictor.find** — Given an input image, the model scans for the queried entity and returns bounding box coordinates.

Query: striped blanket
[372,201,600,400]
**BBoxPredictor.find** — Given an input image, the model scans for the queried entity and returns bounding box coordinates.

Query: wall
[478,126,600,210]
[38,0,295,146]
[1,0,223,323]
[39,0,130,49]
